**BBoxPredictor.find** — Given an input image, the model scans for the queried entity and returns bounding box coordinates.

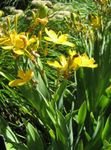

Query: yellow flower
[9,69,34,87]
[90,15,101,28]
[44,28,75,47]
[0,30,38,59]
[0,30,27,55]
[47,51,98,76]
[37,17,48,26]
[47,55,68,71]
[74,53,98,68]
[68,51,78,70]
[28,17,48,32]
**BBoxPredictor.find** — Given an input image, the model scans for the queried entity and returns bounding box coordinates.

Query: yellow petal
[69,61,78,70]
[59,55,67,66]
[0,38,10,45]
[69,50,77,57]
[70,57,81,70]
[61,41,75,47]
[9,79,26,87]
[74,57,82,65]
[2,46,13,50]
[9,31,27,49]
[13,49,24,55]
[37,17,48,25]
[91,16,101,28]
[15,36,25,49]
[44,28,74,46]
[58,34,68,43]
[75,53,98,68]
[25,70,34,81]
[19,35,28,48]
[45,28,57,41]
[28,36,37,46]
[47,60,62,68]
[10,31,17,44]
[9,69,34,87]
[56,34,74,46]
[44,36,53,42]
[17,70,25,79]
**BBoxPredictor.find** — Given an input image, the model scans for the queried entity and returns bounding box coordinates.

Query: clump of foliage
[0,0,111,150]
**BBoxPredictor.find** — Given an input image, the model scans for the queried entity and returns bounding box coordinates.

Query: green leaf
[78,101,87,125]
[84,130,91,142]
[92,116,104,146]
[6,126,19,143]
[102,114,111,141]
[28,58,50,101]
[53,80,67,109]
[65,103,74,149]
[55,111,69,146]
[20,86,41,112]
[27,123,44,150]
[47,141,63,150]
[99,95,109,110]
[49,129,55,140]
[6,143,16,150]
[6,143,28,150]
[46,104,56,125]
[0,71,12,80]
[36,72,50,100]
[77,140,83,150]
[102,140,111,150]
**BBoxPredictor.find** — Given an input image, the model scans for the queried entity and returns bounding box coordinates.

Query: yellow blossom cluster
[0,30,39,59]
[9,69,34,87]
[47,50,98,78]
[0,15,97,86]
[44,28,75,47]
